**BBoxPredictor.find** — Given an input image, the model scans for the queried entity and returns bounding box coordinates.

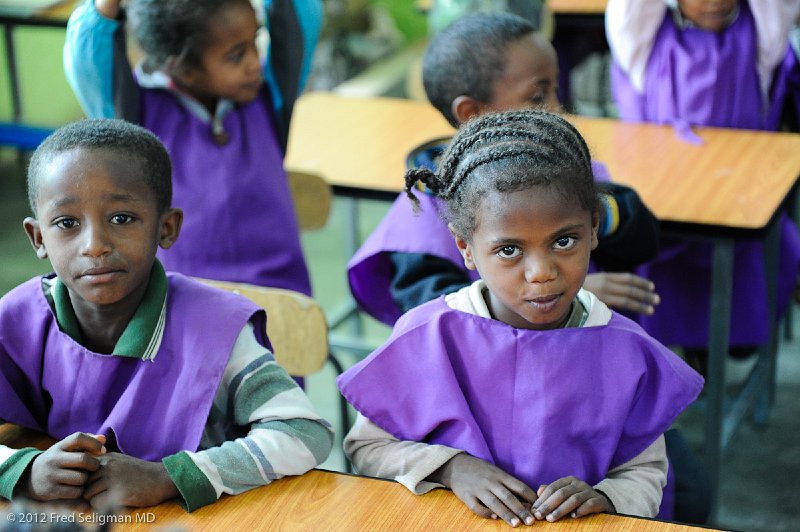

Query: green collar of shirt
[51,261,168,360]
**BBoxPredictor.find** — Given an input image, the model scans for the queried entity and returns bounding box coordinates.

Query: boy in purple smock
[339,110,703,527]
[606,0,800,358]
[0,119,333,511]
[64,0,323,295]
[348,12,661,329]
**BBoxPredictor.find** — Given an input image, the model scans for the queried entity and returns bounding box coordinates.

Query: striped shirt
[0,265,333,511]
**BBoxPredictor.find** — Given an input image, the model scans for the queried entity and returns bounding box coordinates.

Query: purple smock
[338,297,703,518]
[141,87,311,295]
[610,0,800,347]
[0,273,265,460]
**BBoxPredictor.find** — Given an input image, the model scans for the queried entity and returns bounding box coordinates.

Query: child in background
[339,109,703,526]
[606,0,800,358]
[64,0,322,295]
[0,119,333,511]
[349,12,660,327]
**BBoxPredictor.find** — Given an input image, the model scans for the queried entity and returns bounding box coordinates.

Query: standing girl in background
[64,0,322,294]
[606,0,800,359]
[339,109,703,526]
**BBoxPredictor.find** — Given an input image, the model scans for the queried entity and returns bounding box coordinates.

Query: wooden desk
[0,457,709,531]
[549,0,607,15]
[286,92,800,230]
[416,1,607,15]
[286,92,800,520]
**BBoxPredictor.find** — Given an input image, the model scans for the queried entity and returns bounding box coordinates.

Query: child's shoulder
[164,273,260,310]
[0,274,54,314]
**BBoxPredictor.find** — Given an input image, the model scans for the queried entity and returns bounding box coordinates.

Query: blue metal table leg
[704,237,734,524]
[754,219,780,425]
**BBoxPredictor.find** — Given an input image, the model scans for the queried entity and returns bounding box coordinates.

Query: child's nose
[246,47,260,74]
[80,224,112,257]
[524,254,556,283]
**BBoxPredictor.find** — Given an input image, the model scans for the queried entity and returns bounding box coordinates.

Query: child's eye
[529,93,546,106]
[553,236,576,250]
[54,218,78,230]
[110,214,135,225]
[496,245,522,259]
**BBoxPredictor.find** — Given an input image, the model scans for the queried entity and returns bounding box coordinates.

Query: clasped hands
[16,432,178,509]
[432,453,615,527]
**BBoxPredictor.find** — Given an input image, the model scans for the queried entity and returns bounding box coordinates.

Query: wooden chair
[197,278,352,472]
[288,170,332,231]
[195,279,328,377]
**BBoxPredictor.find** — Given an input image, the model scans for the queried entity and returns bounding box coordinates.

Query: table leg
[3,22,22,122]
[704,237,734,522]
[754,218,780,424]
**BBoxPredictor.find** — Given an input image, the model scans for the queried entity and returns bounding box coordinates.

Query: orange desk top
[549,0,607,15]
[285,92,800,230]
[416,1,607,15]
[0,468,715,531]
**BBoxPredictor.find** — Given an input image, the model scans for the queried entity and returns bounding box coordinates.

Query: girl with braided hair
[338,109,702,527]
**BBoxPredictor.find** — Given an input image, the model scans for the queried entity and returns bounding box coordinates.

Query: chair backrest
[196,279,328,376]
[287,170,332,230]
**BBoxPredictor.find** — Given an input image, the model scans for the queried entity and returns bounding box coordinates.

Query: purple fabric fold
[338,297,703,494]
[0,273,264,460]
[611,0,800,347]
[141,87,311,295]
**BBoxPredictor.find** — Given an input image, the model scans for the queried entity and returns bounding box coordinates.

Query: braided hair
[405,109,598,239]
[127,0,253,72]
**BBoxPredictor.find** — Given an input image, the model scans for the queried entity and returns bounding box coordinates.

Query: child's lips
[526,294,561,312]
[80,267,123,284]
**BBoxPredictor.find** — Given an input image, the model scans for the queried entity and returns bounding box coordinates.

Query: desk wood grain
[110,470,710,531]
[549,0,607,15]
[0,431,715,531]
[285,92,800,230]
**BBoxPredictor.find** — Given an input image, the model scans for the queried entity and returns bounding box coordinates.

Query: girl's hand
[430,453,536,527]
[532,476,615,522]
[95,0,124,20]
[83,452,179,509]
[583,272,660,315]
[18,432,106,501]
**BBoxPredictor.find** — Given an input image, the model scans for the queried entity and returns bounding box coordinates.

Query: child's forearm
[95,0,122,20]
[594,435,667,517]
[605,0,667,90]
[65,0,120,118]
[344,413,461,495]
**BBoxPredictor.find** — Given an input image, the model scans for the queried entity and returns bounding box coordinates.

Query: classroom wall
[0,25,84,127]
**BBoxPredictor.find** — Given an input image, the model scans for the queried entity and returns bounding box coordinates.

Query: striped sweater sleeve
[162,322,334,511]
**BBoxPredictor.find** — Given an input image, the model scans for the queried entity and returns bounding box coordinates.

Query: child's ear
[164,55,195,87]
[452,96,488,125]
[158,208,183,249]
[449,223,476,270]
[591,210,600,251]
[23,217,48,260]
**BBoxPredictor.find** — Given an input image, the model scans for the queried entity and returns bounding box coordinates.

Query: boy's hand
[18,432,106,501]
[583,272,660,315]
[431,453,536,527]
[532,476,615,522]
[83,453,179,509]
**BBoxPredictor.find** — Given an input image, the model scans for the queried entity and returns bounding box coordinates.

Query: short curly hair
[127,0,254,72]
[27,118,172,214]
[422,11,536,127]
